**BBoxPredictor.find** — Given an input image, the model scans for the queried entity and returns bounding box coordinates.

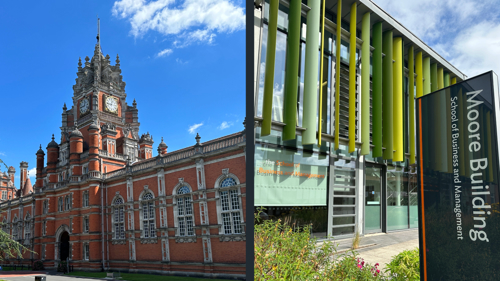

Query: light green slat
[393,37,403,162]
[302,0,321,145]
[360,12,370,156]
[382,31,393,160]
[444,72,450,87]
[372,22,383,158]
[430,63,438,92]
[334,0,342,150]
[423,57,431,95]
[283,0,302,140]
[261,0,279,136]
[409,46,415,165]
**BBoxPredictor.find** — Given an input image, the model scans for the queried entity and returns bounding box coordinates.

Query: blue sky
[0,0,245,185]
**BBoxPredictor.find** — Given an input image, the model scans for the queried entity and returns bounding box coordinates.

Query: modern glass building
[253,0,467,238]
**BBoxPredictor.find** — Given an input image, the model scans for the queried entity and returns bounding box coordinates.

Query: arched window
[141,192,156,238]
[113,197,125,240]
[176,186,194,236]
[12,217,18,240]
[217,174,243,235]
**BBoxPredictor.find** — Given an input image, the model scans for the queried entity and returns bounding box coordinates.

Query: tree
[0,223,34,260]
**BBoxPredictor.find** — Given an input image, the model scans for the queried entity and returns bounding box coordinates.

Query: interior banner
[255,145,328,206]
[417,71,500,280]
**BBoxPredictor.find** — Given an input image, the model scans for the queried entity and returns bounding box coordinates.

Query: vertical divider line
[409,46,415,164]
[418,98,427,281]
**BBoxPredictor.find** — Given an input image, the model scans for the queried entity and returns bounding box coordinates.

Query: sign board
[417,71,500,280]
[255,145,328,206]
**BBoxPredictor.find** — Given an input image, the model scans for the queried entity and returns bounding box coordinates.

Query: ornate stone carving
[219,235,246,242]
[112,239,127,245]
[140,238,158,244]
[175,237,197,243]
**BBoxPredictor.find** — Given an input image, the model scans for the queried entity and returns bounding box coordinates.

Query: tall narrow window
[83,217,89,233]
[2,191,6,200]
[24,214,31,240]
[141,192,155,238]
[43,200,48,214]
[58,197,63,212]
[176,186,194,236]
[82,191,89,207]
[113,197,125,240]
[65,195,71,210]
[219,177,242,234]
[42,244,46,260]
[12,217,18,240]
[83,243,89,260]
[42,221,46,236]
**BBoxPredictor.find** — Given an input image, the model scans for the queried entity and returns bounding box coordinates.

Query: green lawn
[66,271,229,281]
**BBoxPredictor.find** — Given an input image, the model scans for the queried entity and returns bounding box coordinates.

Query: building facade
[0,38,246,278]
[254,0,467,238]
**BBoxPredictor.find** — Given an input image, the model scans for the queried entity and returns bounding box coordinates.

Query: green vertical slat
[360,12,370,155]
[415,52,423,98]
[382,31,393,160]
[261,0,279,136]
[423,57,431,95]
[334,0,342,150]
[348,3,357,153]
[302,0,321,145]
[444,72,450,87]
[282,0,302,141]
[437,67,444,89]
[430,63,438,92]
[393,37,403,162]
[372,23,383,158]
[409,46,415,165]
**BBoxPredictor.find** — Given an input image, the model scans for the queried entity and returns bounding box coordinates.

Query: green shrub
[57,261,68,273]
[254,209,385,280]
[385,248,420,281]
[33,260,44,271]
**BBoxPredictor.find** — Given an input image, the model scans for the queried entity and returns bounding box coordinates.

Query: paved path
[0,273,99,281]
[318,229,419,271]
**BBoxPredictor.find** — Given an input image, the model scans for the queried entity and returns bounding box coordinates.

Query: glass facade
[253,0,462,238]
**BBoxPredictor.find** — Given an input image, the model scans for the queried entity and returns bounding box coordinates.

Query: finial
[51,134,55,141]
[40,144,42,149]
[105,54,110,60]
[74,120,78,128]
[63,103,67,111]
[96,16,100,44]
[195,133,201,144]
[78,57,82,68]
[116,54,120,66]
[161,137,164,142]
[133,99,137,108]
[85,56,89,62]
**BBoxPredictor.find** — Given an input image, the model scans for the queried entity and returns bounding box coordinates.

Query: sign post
[417,71,500,280]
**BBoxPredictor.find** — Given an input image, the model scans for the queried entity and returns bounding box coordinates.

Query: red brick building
[0,38,246,278]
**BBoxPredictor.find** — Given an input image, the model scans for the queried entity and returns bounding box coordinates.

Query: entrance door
[60,231,69,261]
[364,163,383,233]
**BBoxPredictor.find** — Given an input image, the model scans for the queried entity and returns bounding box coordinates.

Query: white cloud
[176,58,188,64]
[188,122,203,134]
[112,0,245,47]
[28,167,37,179]
[0,152,5,156]
[372,0,500,77]
[156,48,173,57]
[218,121,233,130]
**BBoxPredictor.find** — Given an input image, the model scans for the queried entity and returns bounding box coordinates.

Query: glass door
[365,164,383,233]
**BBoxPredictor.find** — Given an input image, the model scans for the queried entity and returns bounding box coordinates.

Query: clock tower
[58,31,144,171]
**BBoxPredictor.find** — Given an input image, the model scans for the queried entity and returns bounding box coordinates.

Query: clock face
[80,98,89,114]
[106,96,118,113]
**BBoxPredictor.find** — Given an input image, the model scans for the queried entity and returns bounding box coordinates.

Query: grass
[66,271,229,281]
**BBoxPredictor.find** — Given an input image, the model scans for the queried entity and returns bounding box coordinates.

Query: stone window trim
[65,194,72,211]
[24,213,31,242]
[12,216,18,240]
[112,195,126,240]
[172,181,195,238]
[139,189,156,239]
[42,220,46,236]
[42,200,49,214]
[214,172,245,236]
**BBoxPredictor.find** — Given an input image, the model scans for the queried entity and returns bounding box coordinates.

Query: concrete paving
[318,229,419,271]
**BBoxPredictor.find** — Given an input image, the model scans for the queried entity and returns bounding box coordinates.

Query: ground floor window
[83,243,89,260]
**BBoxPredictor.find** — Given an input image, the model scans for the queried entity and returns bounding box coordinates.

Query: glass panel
[230,190,240,210]
[365,165,382,232]
[222,213,231,234]
[332,206,355,215]
[387,165,409,230]
[221,191,229,211]
[409,168,419,228]
[179,218,185,236]
[333,175,355,186]
[333,186,355,196]
[232,212,242,234]
[332,216,355,225]
[332,225,354,236]
[333,197,355,205]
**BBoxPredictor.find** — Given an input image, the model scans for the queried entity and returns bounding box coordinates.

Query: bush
[33,260,44,270]
[57,261,67,273]
[385,248,420,281]
[254,209,385,280]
